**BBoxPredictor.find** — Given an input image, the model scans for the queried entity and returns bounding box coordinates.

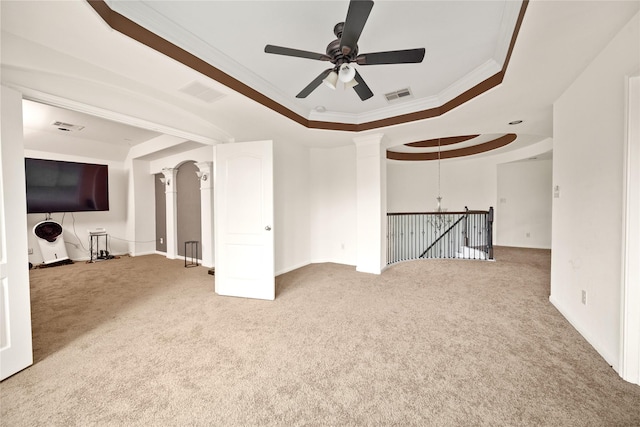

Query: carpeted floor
[1,247,639,426]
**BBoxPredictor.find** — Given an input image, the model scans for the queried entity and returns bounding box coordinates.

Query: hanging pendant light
[436,137,443,212]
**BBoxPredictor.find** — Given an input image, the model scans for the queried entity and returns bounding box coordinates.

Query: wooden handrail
[386,207,495,263]
[387,210,488,216]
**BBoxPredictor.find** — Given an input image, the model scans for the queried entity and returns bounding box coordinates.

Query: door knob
[265,226,271,231]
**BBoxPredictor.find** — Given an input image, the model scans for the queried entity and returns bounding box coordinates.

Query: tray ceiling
[103,0,525,126]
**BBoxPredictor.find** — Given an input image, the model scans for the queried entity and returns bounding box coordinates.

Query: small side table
[89,232,108,262]
[185,240,199,267]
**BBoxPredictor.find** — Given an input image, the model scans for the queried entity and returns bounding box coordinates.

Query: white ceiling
[107,0,521,123]
[22,99,161,147]
[1,1,639,162]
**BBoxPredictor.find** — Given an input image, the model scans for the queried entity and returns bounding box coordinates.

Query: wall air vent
[384,88,414,103]
[179,81,225,103]
[51,121,84,132]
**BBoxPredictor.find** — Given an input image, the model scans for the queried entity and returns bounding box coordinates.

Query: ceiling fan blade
[265,45,331,61]
[296,69,334,98]
[352,69,373,101]
[340,0,374,56]
[356,48,426,65]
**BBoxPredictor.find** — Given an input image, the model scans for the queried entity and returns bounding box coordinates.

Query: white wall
[551,12,640,371]
[309,145,358,266]
[149,145,214,174]
[25,151,128,264]
[126,158,155,256]
[274,139,311,275]
[387,156,497,214]
[497,159,552,249]
[386,139,553,248]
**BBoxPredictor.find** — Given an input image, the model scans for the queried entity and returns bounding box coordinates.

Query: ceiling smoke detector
[51,121,84,132]
[384,88,413,103]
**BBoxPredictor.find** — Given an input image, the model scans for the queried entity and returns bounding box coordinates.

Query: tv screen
[25,158,109,213]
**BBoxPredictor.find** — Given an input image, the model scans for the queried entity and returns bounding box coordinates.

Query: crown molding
[87,0,528,132]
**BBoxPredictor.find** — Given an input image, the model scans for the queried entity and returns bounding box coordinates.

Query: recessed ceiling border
[86,0,528,133]
[387,134,518,161]
[406,135,480,148]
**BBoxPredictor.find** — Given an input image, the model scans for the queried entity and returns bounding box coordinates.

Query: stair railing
[387,207,494,264]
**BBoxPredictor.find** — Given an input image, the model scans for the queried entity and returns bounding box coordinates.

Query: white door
[1,86,33,380]
[0,210,32,381]
[214,140,274,300]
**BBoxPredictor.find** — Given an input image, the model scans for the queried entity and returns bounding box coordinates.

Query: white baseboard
[549,294,618,372]
[276,259,358,276]
[308,258,356,267]
[276,261,310,276]
[154,251,211,268]
[130,250,156,257]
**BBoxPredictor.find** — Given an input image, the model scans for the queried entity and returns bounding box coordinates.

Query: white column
[162,167,178,259]
[354,133,387,274]
[195,161,214,268]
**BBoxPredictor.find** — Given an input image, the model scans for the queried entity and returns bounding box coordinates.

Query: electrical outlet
[582,290,587,305]
[526,232,531,238]
[341,243,345,250]
[160,238,164,244]
[28,248,33,255]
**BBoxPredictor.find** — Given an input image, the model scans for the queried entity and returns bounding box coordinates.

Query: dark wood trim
[86,0,308,129]
[387,133,517,161]
[388,211,489,215]
[86,0,528,133]
[406,135,480,148]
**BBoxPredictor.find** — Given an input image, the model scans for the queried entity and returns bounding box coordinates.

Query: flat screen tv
[25,158,109,213]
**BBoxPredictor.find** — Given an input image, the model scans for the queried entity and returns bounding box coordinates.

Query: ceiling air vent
[52,121,84,132]
[384,88,413,103]
[179,81,225,103]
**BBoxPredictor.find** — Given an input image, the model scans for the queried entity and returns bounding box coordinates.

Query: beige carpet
[1,247,639,426]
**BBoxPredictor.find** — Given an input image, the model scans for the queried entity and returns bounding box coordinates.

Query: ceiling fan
[264,0,425,101]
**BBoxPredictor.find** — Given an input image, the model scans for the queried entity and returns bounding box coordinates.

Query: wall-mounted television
[25,158,109,214]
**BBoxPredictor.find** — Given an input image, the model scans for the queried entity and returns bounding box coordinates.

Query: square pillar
[354,133,387,274]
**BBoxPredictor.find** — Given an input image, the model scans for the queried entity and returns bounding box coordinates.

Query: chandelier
[436,137,444,212]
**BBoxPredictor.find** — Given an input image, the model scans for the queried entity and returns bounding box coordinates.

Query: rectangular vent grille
[385,88,413,103]
[52,121,84,131]
[179,81,225,103]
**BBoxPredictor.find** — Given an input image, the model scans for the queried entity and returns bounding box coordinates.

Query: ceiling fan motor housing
[326,35,358,68]
[263,0,423,101]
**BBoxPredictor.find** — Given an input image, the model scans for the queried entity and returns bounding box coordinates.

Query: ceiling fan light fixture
[323,71,338,89]
[264,0,424,101]
[344,78,359,89]
[338,63,356,83]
